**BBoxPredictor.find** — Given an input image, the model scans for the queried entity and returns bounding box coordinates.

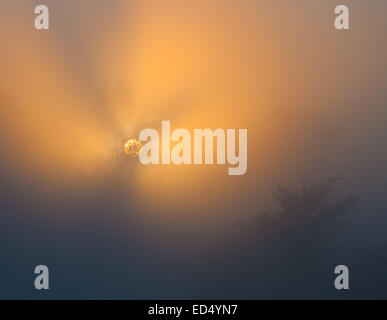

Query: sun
[124,139,142,157]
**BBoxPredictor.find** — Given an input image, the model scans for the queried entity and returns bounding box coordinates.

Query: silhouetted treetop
[258,178,359,237]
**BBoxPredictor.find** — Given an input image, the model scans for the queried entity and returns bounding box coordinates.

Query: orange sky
[0,0,386,225]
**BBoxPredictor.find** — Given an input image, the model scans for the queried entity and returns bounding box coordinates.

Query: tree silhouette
[256,177,359,254]
[200,178,359,298]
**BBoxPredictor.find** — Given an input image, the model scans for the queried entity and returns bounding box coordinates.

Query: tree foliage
[256,178,359,246]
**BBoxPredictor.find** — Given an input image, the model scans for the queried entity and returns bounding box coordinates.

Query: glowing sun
[124,139,142,157]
